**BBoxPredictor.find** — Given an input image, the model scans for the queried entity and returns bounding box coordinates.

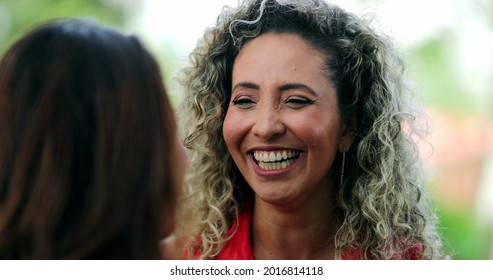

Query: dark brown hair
[0,19,178,259]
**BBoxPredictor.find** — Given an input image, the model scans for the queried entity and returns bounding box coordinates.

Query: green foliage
[0,0,179,104]
[0,0,125,55]
[436,202,490,259]
[408,32,478,114]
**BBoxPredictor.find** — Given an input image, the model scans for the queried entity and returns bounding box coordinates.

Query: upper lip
[247,146,302,153]
[248,146,301,153]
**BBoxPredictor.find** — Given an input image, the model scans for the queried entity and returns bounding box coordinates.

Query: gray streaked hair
[178,0,443,259]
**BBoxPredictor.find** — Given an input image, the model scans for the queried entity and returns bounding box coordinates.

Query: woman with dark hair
[0,19,187,259]
[177,0,443,259]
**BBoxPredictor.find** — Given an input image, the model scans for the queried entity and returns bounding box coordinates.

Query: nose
[251,104,286,140]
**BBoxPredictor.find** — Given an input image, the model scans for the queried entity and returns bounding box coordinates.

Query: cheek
[294,113,341,148]
[222,110,244,151]
[222,114,235,147]
[223,114,239,155]
[305,124,340,175]
[312,124,340,145]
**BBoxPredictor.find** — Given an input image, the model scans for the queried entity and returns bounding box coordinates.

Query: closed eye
[232,96,256,108]
[284,97,315,108]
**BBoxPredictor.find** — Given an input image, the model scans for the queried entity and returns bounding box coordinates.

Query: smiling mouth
[252,150,301,171]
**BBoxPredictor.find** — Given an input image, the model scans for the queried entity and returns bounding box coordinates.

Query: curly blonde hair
[178,0,443,259]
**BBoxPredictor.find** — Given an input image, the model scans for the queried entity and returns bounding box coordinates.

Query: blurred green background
[1,0,492,259]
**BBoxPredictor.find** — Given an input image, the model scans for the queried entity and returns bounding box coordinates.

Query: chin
[253,189,295,205]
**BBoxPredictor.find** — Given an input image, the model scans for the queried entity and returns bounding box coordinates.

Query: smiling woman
[176,0,444,260]
[224,33,350,214]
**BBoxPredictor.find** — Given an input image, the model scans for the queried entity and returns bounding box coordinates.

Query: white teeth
[252,150,300,171]
[276,152,282,161]
[261,152,268,162]
[253,150,300,163]
[258,159,295,171]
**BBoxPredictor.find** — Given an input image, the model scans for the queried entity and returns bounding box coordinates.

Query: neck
[251,195,338,260]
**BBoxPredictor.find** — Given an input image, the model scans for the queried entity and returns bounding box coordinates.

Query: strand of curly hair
[178,0,443,259]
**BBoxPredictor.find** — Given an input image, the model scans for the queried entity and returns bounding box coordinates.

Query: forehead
[232,32,329,85]
[236,32,324,63]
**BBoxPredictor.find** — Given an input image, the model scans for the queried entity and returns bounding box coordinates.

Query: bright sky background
[137,0,491,48]
[135,0,492,102]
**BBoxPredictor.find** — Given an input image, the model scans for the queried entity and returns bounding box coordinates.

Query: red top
[216,201,422,260]
[216,201,255,260]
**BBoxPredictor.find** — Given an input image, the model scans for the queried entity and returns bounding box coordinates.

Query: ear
[338,114,357,153]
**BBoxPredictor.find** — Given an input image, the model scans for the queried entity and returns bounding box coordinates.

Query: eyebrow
[232,82,259,91]
[232,82,318,97]
[278,83,319,97]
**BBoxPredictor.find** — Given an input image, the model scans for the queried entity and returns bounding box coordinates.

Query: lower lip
[249,153,303,178]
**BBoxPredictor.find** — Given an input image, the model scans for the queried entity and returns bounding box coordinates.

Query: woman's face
[223,32,353,206]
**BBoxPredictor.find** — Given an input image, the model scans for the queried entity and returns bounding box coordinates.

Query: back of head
[0,19,177,259]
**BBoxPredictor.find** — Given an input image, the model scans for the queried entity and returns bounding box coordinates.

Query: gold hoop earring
[340,147,346,187]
